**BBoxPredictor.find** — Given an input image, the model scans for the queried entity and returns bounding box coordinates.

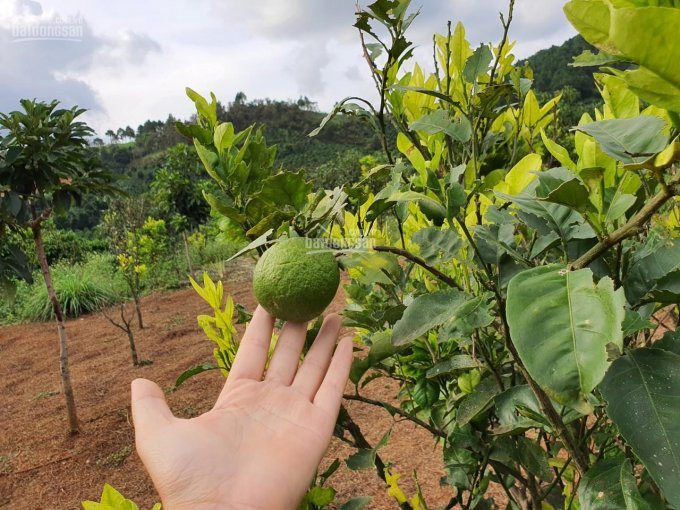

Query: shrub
[20,258,125,322]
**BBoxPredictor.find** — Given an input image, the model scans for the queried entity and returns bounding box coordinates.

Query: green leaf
[578,458,650,510]
[497,192,596,243]
[304,486,336,506]
[655,330,680,356]
[349,330,402,384]
[541,130,577,171]
[571,49,627,67]
[534,167,593,212]
[515,436,553,482]
[174,363,220,389]
[563,0,613,50]
[609,7,680,91]
[409,110,472,143]
[463,44,493,83]
[426,355,478,379]
[624,238,680,305]
[600,348,680,507]
[252,171,311,211]
[495,385,556,433]
[346,449,376,470]
[622,309,655,338]
[319,458,341,486]
[614,67,680,112]
[412,227,462,264]
[507,265,625,409]
[226,229,273,262]
[202,192,245,223]
[392,289,478,346]
[338,497,372,510]
[393,85,460,107]
[457,377,499,426]
[574,116,668,164]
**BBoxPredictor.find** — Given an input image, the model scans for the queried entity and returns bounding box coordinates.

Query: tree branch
[343,393,446,438]
[373,245,464,291]
[570,174,680,270]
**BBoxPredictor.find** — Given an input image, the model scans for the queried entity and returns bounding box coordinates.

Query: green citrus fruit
[253,237,340,322]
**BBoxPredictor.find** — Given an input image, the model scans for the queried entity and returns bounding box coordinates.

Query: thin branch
[343,393,446,438]
[571,174,680,270]
[488,0,515,86]
[373,245,464,291]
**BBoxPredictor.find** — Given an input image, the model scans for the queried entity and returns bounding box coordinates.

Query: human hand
[131,307,352,510]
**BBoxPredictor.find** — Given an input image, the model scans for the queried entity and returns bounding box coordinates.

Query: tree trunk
[127,328,139,366]
[132,291,144,329]
[33,224,79,435]
[132,273,144,329]
[182,231,194,279]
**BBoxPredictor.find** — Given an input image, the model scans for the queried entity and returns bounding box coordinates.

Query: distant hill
[521,35,599,100]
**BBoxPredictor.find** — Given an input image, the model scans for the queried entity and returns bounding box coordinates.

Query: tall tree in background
[150,143,212,275]
[0,100,119,435]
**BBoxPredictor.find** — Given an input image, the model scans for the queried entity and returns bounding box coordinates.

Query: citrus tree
[103,199,170,329]
[177,1,680,508]
[0,100,118,435]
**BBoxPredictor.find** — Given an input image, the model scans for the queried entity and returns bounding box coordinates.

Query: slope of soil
[0,261,462,510]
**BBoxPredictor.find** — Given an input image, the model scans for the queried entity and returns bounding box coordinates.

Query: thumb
[131,378,174,437]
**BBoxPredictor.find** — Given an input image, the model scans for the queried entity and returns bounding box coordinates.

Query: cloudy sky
[0,0,576,136]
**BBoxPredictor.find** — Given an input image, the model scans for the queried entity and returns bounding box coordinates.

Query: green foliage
[0,99,118,295]
[82,483,161,510]
[179,1,680,507]
[19,255,125,322]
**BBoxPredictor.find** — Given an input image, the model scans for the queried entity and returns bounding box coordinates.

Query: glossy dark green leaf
[457,377,500,426]
[426,355,478,379]
[655,330,680,356]
[578,458,650,510]
[600,348,680,507]
[624,238,680,305]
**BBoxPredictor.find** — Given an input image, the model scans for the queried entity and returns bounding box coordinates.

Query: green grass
[19,254,127,322]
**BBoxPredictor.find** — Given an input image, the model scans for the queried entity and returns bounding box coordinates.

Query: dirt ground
[0,261,473,510]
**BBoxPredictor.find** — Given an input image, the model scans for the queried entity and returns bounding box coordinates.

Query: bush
[19,255,126,322]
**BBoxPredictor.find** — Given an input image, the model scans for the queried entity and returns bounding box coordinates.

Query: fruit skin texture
[253,237,340,323]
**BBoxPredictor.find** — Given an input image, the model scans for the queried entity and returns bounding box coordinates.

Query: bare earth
[0,260,510,509]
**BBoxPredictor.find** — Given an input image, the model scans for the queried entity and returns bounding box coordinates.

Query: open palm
[131,307,352,510]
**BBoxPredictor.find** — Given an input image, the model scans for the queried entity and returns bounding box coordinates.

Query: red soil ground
[0,261,473,510]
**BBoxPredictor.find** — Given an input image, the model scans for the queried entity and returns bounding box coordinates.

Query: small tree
[103,198,169,328]
[0,99,118,435]
[102,302,141,366]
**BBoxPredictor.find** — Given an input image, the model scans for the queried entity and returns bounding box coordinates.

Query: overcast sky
[0,0,576,136]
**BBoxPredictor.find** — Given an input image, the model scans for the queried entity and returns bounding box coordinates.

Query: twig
[489,0,515,86]
[571,174,679,270]
[373,245,464,291]
[343,393,446,438]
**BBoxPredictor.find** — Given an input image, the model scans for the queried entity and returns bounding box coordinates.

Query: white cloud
[0,0,578,135]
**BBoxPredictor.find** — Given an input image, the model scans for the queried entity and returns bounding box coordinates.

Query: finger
[291,314,342,398]
[264,320,308,385]
[313,336,353,417]
[225,306,275,385]
[131,378,174,438]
